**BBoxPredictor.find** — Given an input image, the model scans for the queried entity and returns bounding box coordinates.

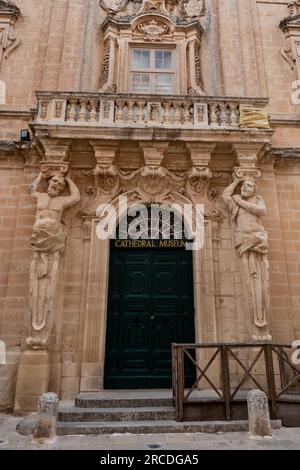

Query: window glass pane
[155,50,172,69]
[155,74,173,94]
[132,49,150,69]
[132,73,150,93]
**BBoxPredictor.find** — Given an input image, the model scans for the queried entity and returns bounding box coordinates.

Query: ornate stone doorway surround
[79,192,218,392]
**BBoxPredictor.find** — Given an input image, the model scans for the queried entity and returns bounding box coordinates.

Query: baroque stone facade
[0,0,299,412]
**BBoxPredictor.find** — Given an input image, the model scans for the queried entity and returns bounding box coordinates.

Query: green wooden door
[104,242,195,389]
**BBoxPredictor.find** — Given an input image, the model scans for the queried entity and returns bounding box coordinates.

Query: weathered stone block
[33,392,59,440]
[247,390,272,438]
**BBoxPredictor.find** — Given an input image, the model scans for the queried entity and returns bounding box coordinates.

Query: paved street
[0,413,300,450]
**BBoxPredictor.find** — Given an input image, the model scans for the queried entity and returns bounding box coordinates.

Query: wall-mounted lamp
[20,129,31,142]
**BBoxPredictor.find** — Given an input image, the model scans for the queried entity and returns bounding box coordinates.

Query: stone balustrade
[35,92,269,130]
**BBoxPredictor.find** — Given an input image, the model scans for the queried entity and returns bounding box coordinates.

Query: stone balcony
[33,92,271,144]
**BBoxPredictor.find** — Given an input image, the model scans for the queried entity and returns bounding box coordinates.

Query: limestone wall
[0,0,299,409]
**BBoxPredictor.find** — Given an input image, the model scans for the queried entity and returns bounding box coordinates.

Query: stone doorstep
[58,406,176,422]
[75,397,174,409]
[16,415,282,437]
[55,420,283,436]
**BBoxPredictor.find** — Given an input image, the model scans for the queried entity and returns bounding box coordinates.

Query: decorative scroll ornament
[99,42,110,89]
[138,19,169,41]
[183,0,205,17]
[186,166,212,195]
[99,0,128,14]
[0,1,21,75]
[94,163,120,195]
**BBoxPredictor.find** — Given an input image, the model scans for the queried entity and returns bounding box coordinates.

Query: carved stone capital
[40,161,70,179]
[90,141,120,195]
[186,142,216,168]
[185,143,215,196]
[90,141,119,164]
[139,142,169,175]
[39,139,71,162]
[233,143,265,180]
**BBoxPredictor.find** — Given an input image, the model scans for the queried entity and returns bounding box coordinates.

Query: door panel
[104,244,195,389]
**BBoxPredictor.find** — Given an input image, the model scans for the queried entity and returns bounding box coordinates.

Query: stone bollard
[33,392,59,440]
[247,390,272,438]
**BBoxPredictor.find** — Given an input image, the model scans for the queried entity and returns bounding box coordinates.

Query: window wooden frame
[130,45,176,95]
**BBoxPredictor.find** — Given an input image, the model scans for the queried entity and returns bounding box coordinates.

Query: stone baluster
[89,99,98,123]
[229,103,239,127]
[163,101,171,126]
[127,100,135,124]
[220,103,229,127]
[116,100,125,123]
[209,103,219,127]
[137,101,145,124]
[79,98,88,122]
[68,98,77,122]
[173,102,182,125]
[183,103,191,125]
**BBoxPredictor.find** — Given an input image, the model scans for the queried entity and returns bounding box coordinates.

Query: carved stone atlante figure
[223,178,271,341]
[27,173,80,350]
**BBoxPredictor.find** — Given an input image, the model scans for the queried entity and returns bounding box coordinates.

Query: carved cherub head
[241,179,258,199]
[47,175,66,198]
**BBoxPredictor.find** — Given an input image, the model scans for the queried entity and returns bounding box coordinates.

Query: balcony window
[131,48,174,94]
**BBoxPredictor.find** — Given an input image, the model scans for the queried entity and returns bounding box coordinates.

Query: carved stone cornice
[271,147,300,169]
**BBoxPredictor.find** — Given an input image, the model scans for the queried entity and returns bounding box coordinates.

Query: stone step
[75,393,173,409]
[56,419,282,436]
[58,406,175,422]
